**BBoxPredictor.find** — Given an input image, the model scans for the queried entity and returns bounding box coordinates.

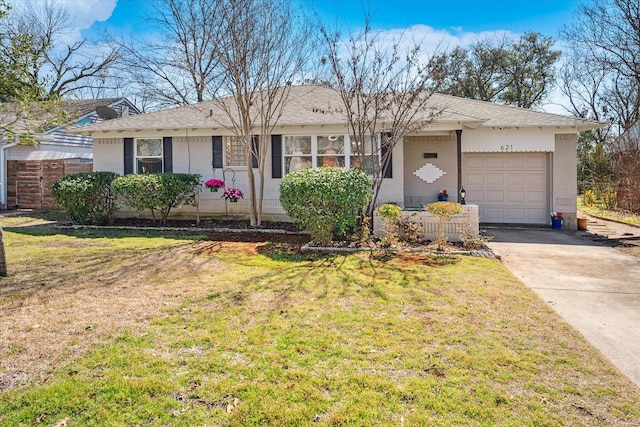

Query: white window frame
[135,137,163,173]
[283,135,313,174]
[282,134,356,175]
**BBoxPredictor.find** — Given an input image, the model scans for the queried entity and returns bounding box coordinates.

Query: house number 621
[500,144,513,151]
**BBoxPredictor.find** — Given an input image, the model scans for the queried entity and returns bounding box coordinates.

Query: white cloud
[56,0,117,29]
[375,24,516,56]
[8,0,117,42]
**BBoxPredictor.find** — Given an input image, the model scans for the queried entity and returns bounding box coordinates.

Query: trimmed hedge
[280,167,372,245]
[111,173,201,225]
[51,172,119,224]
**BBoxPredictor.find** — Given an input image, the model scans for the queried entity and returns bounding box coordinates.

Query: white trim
[0,142,19,208]
[135,137,164,173]
[462,127,556,153]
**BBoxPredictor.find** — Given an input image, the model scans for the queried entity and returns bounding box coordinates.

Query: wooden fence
[6,159,92,209]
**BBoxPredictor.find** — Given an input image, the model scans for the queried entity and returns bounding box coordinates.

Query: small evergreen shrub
[111,173,201,225]
[280,167,372,245]
[51,171,119,224]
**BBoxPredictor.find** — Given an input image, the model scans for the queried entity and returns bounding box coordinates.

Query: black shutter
[163,137,173,172]
[251,135,259,168]
[381,132,393,178]
[212,136,223,168]
[124,138,134,175]
[271,134,282,178]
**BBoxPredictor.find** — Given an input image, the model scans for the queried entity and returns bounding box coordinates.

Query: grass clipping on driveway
[1,220,639,426]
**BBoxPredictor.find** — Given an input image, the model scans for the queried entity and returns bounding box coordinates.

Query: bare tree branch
[0,0,120,98]
[319,13,443,216]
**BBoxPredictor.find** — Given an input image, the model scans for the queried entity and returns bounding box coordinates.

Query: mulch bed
[109,218,311,245]
[54,217,495,256]
[111,217,302,232]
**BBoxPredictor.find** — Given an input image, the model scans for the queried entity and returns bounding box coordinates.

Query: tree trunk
[0,224,7,277]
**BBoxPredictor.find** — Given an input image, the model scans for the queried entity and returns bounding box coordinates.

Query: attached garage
[463,153,549,224]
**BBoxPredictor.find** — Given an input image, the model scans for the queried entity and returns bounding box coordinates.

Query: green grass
[578,198,640,227]
[1,217,639,426]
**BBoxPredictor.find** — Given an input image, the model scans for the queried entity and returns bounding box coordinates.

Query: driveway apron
[486,227,640,388]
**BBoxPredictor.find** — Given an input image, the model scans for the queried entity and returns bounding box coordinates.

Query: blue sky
[307,0,577,35]
[9,0,582,112]
[77,0,578,41]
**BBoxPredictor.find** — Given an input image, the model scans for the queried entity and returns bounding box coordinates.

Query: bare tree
[208,0,311,226]
[0,0,119,99]
[561,0,640,199]
[319,16,443,216]
[561,0,640,132]
[115,0,223,110]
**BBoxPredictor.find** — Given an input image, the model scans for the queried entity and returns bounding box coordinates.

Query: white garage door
[463,153,549,224]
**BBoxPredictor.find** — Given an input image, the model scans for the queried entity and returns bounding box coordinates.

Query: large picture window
[135,138,163,173]
[280,134,385,176]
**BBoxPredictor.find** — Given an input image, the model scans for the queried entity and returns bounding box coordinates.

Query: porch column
[456,129,462,202]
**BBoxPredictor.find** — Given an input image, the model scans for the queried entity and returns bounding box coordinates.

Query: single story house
[1,98,140,208]
[68,85,601,229]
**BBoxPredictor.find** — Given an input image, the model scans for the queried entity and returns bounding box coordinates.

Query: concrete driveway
[485,226,640,388]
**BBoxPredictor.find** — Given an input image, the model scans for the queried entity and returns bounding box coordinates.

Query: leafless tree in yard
[319,15,443,217]
[210,0,311,226]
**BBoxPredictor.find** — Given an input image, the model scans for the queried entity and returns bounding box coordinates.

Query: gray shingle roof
[67,85,602,134]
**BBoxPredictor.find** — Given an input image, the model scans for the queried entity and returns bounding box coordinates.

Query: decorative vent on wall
[413,163,445,183]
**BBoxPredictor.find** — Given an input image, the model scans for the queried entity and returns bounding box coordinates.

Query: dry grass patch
[0,222,216,391]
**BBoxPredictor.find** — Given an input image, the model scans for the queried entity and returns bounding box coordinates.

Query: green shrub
[51,171,119,224]
[111,173,201,225]
[280,168,372,245]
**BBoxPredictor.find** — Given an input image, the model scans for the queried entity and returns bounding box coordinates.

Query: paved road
[485,226,640,389]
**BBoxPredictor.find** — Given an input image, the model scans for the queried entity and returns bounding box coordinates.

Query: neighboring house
[67,85,601,228]
[0,98,140,208]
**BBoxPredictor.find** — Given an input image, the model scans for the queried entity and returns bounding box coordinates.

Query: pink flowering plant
[204,178,225,191]
[437,189,448,197]
[551,211,564,221]
[222,187,244,200]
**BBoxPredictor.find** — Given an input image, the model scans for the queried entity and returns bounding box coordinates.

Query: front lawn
[1,217,639,426]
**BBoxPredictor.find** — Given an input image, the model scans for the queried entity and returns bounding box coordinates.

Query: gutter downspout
[1,142,18,209]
